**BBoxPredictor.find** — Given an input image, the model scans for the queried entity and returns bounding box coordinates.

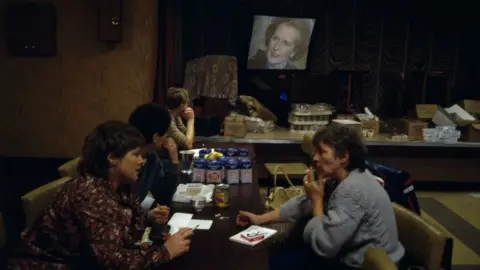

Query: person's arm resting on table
[303,191,365,258]
[76,198,170,269]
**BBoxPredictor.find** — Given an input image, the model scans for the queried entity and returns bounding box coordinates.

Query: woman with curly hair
[8,121,192,269]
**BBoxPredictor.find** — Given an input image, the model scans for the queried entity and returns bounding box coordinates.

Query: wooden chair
[21,177,72,228]
[362,247,398,270]
[393,203,453,270]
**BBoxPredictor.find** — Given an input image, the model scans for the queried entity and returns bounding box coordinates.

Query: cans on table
[225,148,238,159]
[238,148,249,159]
[225,159,240,184]
[239,158,253,184]
[214,184,230,208]
[192,158,207,183]
[199,148,211,159]
[216,156,229,182]
[206,160,223,184]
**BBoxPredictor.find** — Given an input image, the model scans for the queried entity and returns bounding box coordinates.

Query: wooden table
[158,174,269,270]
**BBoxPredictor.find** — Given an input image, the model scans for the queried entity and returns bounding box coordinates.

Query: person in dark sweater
[128,103,181,225]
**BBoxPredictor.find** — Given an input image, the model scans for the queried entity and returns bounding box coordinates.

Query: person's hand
[164,228,193,259]
[303,167,325,202]
[161,138,179,163]
[236,211,263,226]
[181,107,195,122]
[148,205,170,224]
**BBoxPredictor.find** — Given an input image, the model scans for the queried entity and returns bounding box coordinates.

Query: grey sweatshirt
[279,169,405,268]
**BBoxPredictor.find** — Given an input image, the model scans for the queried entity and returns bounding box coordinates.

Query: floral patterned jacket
[8,175,170,269]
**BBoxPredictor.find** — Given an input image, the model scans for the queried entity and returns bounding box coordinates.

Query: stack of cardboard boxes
[415,100,480,142]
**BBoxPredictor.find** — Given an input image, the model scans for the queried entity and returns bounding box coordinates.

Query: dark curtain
[154,0,184,104]
[182,0,480,117]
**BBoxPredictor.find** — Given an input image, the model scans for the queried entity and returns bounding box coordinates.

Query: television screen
[247,15,316,70]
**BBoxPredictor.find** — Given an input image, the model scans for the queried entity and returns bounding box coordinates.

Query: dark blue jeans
[269,245,359,270]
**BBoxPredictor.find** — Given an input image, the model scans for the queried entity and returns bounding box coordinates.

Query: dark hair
[128,103,171,143]
[78,120,145,179]
[264,18,311,61]
[165,87,189,109]
[312,124,367,172]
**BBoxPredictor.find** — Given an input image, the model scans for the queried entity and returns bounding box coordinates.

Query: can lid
[227,159,239,164]
[217,156,229,162]
[194,158,207,164]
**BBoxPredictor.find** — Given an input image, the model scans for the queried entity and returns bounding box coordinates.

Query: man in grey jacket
[238,125,404,269]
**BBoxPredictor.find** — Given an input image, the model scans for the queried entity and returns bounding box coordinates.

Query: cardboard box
[400,119,428,141]
[466,123,480,142]
[432,105,476,127]
[332,119,362,134]
[360,119,380,137]
[416,104,440,120]
[458,99,480,119]
[224,115,247,138]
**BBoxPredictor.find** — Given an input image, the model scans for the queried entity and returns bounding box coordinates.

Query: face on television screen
[247,15,316,71]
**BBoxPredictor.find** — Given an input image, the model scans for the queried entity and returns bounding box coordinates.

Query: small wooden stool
[264,163,307,195]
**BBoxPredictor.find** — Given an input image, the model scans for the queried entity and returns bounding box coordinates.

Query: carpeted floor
[259,188,480,270]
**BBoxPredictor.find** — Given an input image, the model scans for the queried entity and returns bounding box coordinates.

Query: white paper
[188,219,213,230]
[229,225,277,247]
[168,213,193,227]
[168,213,194,235]
[140,196,155,213]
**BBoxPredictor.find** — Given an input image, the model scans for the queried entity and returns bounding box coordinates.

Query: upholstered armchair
[362,247,398,270]
[21,177,72,228]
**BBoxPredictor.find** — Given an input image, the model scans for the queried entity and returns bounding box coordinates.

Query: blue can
[225,148,239,158]
[206,160,223,184]
[217,156,229,181]
[238,148,249,158]
[226,159,240,184]
[239,158,253,184]
[199,148,211,158]
[193,159,207,183]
